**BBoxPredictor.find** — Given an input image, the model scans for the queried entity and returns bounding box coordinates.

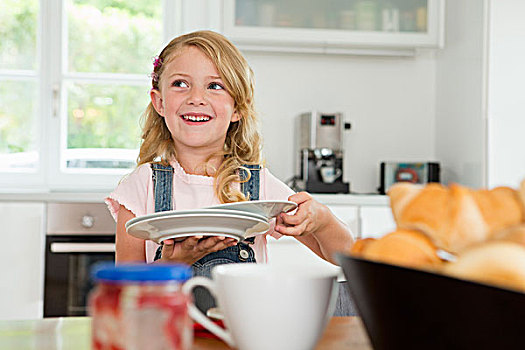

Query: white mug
[320,166,342,184]
[182,263,338,350]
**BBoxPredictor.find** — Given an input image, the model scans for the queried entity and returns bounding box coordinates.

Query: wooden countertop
[0,316,372,349]
[193,317,372,350]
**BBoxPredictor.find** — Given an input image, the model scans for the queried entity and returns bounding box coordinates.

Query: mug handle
[182,276,235,348]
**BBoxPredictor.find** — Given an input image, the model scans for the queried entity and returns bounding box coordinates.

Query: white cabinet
[267,196,395,269]
[359,205,396,238]
[221,0,444,52]
[267,236,340,274]
[266,204,357,273]
[266,203,356,271]
[326,204,359,238]
[327,203,396,239]
[0,202,45,320]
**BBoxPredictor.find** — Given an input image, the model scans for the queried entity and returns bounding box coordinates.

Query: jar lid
[92,263,192,283]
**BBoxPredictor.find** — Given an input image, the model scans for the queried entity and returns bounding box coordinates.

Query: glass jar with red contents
[89,263,193,350]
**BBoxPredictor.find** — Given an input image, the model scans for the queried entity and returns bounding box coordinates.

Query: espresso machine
[293,111,350,194]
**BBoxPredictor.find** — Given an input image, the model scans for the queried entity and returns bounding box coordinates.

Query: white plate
[206,200,297,219]
[127,208,267,223]
[125,209,270,244]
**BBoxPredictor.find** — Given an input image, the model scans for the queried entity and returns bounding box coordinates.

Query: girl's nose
[186,87,206,105]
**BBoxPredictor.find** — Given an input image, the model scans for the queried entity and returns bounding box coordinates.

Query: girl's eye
[208,82,224,90]
[173,80,188,88]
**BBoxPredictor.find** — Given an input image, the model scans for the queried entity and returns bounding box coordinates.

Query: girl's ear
[231,110,241,122]
[150,89,164,116]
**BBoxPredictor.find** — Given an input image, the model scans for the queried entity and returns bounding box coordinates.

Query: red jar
[89,263,193,350]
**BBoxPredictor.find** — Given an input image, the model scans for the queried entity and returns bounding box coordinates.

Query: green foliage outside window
[67,83,147,149]
[0,81,38,154]
[0,0,162,163]
[67,0,162,151]
[0,0,38,157]
[0,0,38,70]
[68,0,162,73]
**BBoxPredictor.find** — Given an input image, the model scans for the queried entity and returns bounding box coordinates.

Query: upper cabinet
[221,0,445,53]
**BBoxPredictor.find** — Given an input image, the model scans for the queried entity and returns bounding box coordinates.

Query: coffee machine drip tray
[306,182,350,194]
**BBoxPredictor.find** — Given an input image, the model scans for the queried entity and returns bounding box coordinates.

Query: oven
[44,202,115,317]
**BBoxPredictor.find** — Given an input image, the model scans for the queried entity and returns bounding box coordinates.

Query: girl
[105,30,353,293]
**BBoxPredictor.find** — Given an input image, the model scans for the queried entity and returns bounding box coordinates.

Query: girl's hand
[275,192,328,237]
[275,191,354,265]
[158,236,238,265]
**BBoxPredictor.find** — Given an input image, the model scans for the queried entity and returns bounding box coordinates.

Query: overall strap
[239,164,261,201]
[240,164,261,244]
[152,163,174,262]
[151,163,174,213]
[152,163,262,262]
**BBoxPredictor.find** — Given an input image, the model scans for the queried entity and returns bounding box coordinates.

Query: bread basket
[337,253,525,350]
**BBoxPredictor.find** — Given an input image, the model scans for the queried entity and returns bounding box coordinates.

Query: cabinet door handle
[50,242,115,253]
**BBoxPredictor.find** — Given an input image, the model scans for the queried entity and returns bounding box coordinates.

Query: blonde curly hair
[138,30,262,203]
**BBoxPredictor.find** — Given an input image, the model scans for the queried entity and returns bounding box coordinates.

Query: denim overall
[151,163,260,312]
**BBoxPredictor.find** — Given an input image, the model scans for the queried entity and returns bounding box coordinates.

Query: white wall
[487,0,525,188]
[435,0,525,189]
[435,0,486,188]
[245,50,437,193]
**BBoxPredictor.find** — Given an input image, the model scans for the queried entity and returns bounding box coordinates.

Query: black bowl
[336,253,525,350]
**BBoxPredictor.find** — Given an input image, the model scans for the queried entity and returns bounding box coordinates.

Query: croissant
[471,186,525,233]
[349,238,375,255]
[388,182,524,253]
[491,224,525,247]
[354,229,443,270]
[443,241,525,293]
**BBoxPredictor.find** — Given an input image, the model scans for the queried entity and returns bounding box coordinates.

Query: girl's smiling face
[150,46,239,156]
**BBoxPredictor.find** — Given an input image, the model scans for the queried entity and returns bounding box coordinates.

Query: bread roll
[360,229,442,270]
[387,182,524,253]
[349,238,376,256]
[519,179,525,211]
[443,242,525,293]
[470,186,524,234]
[491,224,525,247]
[445,184,490,251]
[388,182,423,222]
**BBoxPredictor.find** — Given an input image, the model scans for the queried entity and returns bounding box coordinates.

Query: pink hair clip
[150,72,159,83]
[153,56,163,69]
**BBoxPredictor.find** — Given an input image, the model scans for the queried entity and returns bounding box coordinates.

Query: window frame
[0,0,184,192]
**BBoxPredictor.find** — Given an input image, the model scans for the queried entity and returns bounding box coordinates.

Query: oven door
[43,235,115,317]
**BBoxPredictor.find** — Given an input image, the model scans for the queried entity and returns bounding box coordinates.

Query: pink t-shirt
[105,160,295,263]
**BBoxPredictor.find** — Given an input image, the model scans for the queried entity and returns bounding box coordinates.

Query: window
[0,0,39,173]
[0,0,181,190]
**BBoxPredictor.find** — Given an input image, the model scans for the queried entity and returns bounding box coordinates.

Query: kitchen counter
[0,316,372,349]
[0,191,108,203]
[313,193,388,206]
[0,191,388,206]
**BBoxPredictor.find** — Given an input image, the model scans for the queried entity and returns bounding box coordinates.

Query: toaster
[379,162,440,194]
